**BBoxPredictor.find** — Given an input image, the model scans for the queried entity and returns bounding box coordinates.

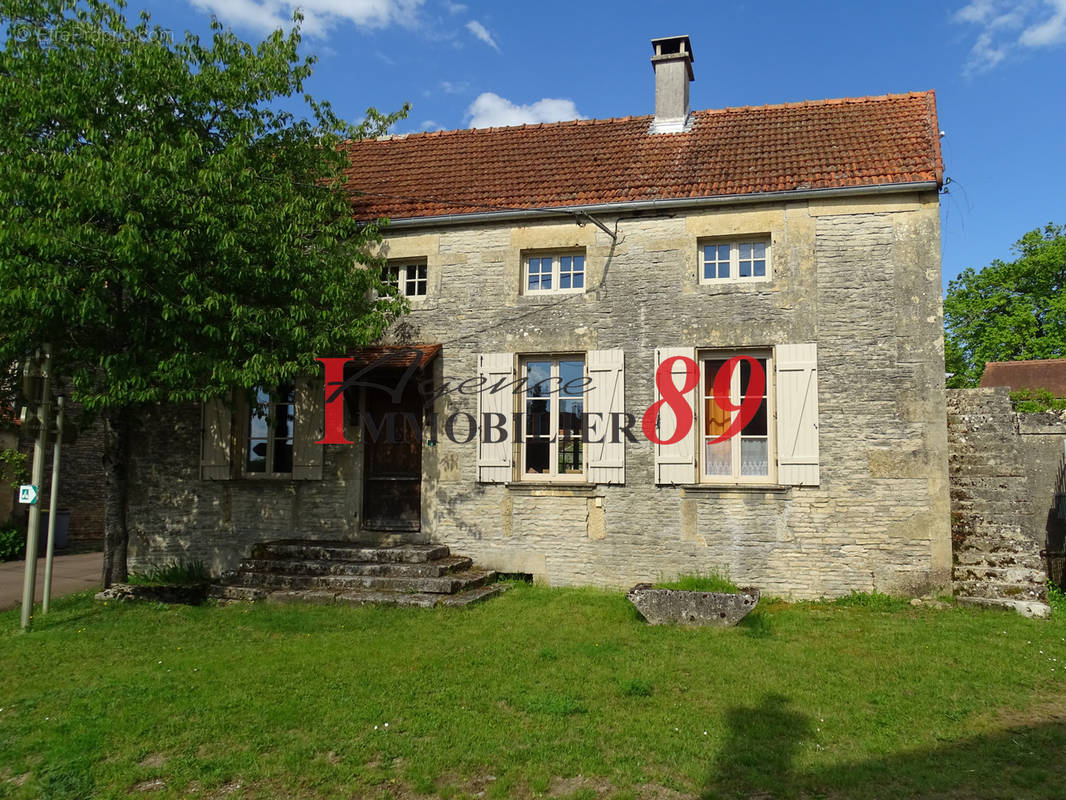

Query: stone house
[127,36,952,599]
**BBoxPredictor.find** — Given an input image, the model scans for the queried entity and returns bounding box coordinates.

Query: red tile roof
[341,91,943,222]
[980,359,1066,396]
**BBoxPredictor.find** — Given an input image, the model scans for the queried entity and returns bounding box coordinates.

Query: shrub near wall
[0,526,24,561]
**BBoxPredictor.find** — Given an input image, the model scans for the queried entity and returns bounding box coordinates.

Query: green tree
[0,0,408,584]
[944,223,1066,388]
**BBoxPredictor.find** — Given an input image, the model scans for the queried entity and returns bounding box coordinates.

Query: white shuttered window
[652,347,698,485]
[475,350,627,484]
[651,344,820,487]
[774,343,820,486]
[587,350,625,484]
[476,353,515,483]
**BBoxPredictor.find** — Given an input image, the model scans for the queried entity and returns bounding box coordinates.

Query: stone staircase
[210,540,507,607]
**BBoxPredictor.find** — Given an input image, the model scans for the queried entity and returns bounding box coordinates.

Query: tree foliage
[944,223,1066,388]
[0,0,409,582]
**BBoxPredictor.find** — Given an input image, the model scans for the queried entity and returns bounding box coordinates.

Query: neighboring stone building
[126,36,952,599]
[980,358,1066,396]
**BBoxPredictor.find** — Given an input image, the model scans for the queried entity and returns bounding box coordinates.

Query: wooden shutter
[200,396,233,480]
[477,353,514,483]
[775,343,820,486]
[292,376,324,480]
[587,349,625,484]
[653,347,697,485]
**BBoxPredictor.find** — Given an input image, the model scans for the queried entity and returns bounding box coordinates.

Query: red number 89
[642,356,765,446]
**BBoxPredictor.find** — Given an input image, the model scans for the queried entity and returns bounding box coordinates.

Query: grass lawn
[2,586,1066,799]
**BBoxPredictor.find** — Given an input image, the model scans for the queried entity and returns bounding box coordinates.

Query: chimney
[650,35,694,134]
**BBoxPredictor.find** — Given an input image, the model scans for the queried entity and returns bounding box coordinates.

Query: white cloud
[970,31,1010,69]
[1020,0,1066,44]
[187,0,424,38]
[465,20,499,51]
[440,80,469,94]
[955,0,1066,72]
[467,92,585,129]
[444,1,467,12]
[955,0,998,23]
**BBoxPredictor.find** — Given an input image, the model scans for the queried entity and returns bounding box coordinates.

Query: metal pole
[42,396,64,615]
[21,345,52,631]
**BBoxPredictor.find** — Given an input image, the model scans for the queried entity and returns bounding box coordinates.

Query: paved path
[0,551,103,611]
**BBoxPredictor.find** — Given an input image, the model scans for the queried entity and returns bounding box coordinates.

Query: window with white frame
[246,384,295,475]
[524,251,585,294]
[476,350,625,486]
[700,352,773,482]
[652,344,819,487]
[521,357,586,480]
[699,239,770,283]
[385,260,428,297]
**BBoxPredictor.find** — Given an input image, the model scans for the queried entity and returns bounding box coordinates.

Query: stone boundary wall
[947,388,1066,603]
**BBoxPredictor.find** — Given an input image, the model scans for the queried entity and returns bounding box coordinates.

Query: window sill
[506,482,598,497]
[232,475,300,483]
[678,484,792,495]
[694,280,774,293]
[518,292,587,302]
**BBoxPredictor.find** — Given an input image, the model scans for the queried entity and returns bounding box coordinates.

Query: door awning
[344,344,442,371]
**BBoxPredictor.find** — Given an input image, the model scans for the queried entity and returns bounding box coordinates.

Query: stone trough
[627,583,760,626]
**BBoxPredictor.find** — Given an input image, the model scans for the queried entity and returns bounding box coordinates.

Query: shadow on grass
[704,694,811,798]
[703,694,1066,799]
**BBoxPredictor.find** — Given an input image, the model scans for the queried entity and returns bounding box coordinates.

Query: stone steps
[213,540,505,608]
[209,582,509,608]
[237,555,475,578]
[232,567,497,595]
[252,540,450,563]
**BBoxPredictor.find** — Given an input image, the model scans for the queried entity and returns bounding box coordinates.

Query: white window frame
[523,251,586,295]
[385,260,428,298]
[698,238,771,284]
[519,355,588,483]
[698,350,776,485]
[244,384,296,477]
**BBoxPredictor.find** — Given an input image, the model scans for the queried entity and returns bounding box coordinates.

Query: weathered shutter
[587,349,625,484]
[292,376,324,480]
[477,353,514,483]
[653,347,697,485]
[200,396,233,480]
[775,343,820,486]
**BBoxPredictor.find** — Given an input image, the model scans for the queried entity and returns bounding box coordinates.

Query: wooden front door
[363,378,422,531]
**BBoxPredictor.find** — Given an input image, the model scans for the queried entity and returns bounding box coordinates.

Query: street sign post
[21,345,52,631]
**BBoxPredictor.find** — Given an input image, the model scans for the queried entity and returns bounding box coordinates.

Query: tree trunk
[102,407,131,588]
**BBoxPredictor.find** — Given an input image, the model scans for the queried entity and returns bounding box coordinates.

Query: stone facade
[127,191,952,600]
[947,388,1066,602]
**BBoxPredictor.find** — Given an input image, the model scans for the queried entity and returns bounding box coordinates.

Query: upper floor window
[246,384,295,475]
[699,239,770,283]
[524,251,585,294]
[385,260,427,297]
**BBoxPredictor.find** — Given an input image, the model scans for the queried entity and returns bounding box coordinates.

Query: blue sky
[131,0,1066,289]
